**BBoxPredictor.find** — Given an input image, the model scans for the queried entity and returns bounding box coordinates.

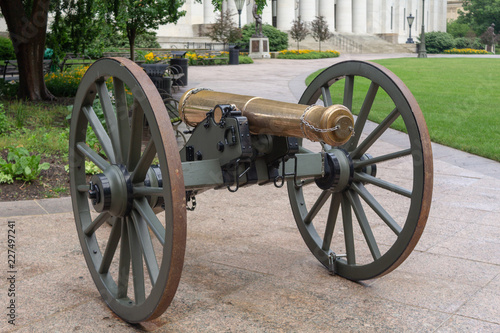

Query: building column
[352,0,367,33]
[299,0,316,23]
[262,2,273,25]
[276,0,296,31]
[319,0,335,32]
[336,0,353,33]
[204,0,216,24]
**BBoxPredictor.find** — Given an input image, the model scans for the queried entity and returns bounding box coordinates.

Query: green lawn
[306,58,500,161]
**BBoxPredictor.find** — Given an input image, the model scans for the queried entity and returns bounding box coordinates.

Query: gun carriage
[69,57,433,323]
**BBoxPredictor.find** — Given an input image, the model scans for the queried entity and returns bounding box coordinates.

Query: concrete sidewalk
[1,54,499,332]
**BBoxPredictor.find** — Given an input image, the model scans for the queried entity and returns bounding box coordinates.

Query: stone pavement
[1,54,499,332]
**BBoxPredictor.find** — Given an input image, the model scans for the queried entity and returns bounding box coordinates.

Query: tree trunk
[127,27,137,62]
[0,0,55,101]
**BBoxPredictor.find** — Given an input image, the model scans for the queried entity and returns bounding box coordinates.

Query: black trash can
[229,47,239,65]
[170,57,188,86]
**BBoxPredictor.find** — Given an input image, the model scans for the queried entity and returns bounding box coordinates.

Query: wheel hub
[315,149,354,192]
[88,164,133,217]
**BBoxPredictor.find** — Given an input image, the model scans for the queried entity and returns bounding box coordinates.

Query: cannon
[69,58,433,323]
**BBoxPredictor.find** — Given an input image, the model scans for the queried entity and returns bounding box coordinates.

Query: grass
[306,58,500,161]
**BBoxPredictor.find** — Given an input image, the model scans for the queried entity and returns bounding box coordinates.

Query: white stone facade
[159,0,448,45]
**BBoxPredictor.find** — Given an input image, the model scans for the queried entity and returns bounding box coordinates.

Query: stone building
[158,0,449,46]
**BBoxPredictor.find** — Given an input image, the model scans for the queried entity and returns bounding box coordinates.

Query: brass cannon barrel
[179,88,354,146]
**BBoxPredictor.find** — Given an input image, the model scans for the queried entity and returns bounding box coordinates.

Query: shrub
[45,66,89,97]
[454,37,483,50]
[0,79,19,99]
[277,50,340,59]
[447,20,473,38]
[237,23,288,52]
[0,103,9,134]
[419,31,455,54]
[0,37,15,60]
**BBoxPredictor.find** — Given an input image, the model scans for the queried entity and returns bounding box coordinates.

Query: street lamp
[406,13,414,43]
[234,0,245,29]
[418,0,428,58]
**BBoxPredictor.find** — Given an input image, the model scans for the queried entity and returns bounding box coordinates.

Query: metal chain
[300,104,340,133]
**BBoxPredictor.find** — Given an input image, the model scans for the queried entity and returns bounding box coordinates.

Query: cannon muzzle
[179,88,355,146]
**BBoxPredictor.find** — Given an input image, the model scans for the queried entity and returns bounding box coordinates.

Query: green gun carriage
[69,57,433,322]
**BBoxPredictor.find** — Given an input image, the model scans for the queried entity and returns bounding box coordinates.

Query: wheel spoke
[341,194,356,265]
[127,101,145,170]
[346,190,381,260]
[354,172,412,198]
[84,212,111,236]
[322,193,341,251]
[127,217,146,304]
[82,105,116,163]
[352,183,402,235]
[97,80,123,163]
[113,78,131,163]
[133,186,164,197]
[304,190,332,225]
[352,107,400,159]
[353,148,412,169]
[117,218,130,299]
[134,197,165,245]
[99,217,121,274]
[321,84,333,106]
[76,142,110,171]
[348,82,379,150]
[343,75,354,111]
[131,210,159,286]
[131,140,156,183]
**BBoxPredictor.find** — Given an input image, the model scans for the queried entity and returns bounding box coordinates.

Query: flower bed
[44,66,89,97]
[443,48,489,55]
[277,50,340,59]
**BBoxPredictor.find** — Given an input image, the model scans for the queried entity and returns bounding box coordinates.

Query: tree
[310,16,331,52]
[103,0,186,61]
[290,16,309,50]
[459,0,500,35]
[0,0,55,101]
[204,9,242,49]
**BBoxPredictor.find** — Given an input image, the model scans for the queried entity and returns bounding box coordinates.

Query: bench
[195,51,229,65]
[0,59,53,81]
[59,53,92,72]
[102,52,131,58]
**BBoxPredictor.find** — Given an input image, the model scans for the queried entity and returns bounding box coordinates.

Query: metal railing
[330,34,363,53]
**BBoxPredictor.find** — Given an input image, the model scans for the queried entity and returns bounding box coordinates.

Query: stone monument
[249,4,270,59]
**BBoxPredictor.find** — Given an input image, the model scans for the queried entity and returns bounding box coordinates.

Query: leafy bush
[447,20,473,38]
[45,65,89,97]
[277,49,340,59]
[237,23,289,52]
[0,103,10,134]
[0,37,15,60]
[238,55,254,64]
[0,79,19,99]
[419,31,455,54]
[454,37,483,50]
[0,146,50,182]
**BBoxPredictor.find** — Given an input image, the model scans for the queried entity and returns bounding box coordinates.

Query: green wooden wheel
[288,60,433,280]
[69,58,186,322]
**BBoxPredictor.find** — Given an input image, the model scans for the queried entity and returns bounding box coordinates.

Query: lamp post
[418,0,428,58]
[234,0,245,29]
[406,13,414,43]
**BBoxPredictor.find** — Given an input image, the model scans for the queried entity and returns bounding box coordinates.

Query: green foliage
[0,103,10,134]
[0,79,20,99]
[0,147,50,182]
[0,37,15,60]
[447,20,473,38]
[238,55,254,64]
[237,23,288,52]
[454,36,483,49]
[45,66,88,97]
[419,31,456,53]
[459,0,500,36]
